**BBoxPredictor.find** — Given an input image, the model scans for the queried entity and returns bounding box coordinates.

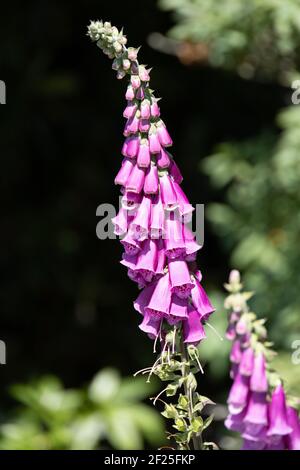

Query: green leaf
[129,404,166,447]
[161,403,178,419]
[190,416,203,433]
[70,413,106,450]
[116,376,159,403]
[88,368,121,404]
[202,414,214,431]
[105,407,143,450]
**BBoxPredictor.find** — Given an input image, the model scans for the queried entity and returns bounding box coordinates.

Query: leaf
[105,407,143,450]
[190,416,203,433]
[161,403,178,419]
[129,404,166,447]
[116,376,159,403]
[88,368,121,404]
[70,413,106,450]
[202,414,214,431]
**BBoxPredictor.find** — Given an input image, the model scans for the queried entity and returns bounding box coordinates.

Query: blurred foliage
[0,368,165,450]
[159,0,300,83]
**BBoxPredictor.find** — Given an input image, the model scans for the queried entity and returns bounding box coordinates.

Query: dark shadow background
[0,0,284,410]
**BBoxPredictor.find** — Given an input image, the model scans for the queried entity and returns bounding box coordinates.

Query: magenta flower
[88,19,217,452]
[224,270,297,450]
[250,352,268,393]
[286,406,300,450]
[267,384,293,437]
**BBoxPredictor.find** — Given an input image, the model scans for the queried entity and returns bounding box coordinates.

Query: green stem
[180,335,202,451]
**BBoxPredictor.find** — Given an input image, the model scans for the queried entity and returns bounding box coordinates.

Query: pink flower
[125,164,145,193]
[137,139,151,168]
[122,136,139,158]
[148,125,161,154]
[239,347,254,376]
[230,341,242,364]
[144,273,172,319]
[123,101,137,119]
[250,353,268,393]
[159,173,178,211]
[144,164,159,195]
[156,120,173,147]
[150,98,160,117]
[267,384,293,437]
[286,406,300,450]
[190,277,215,321]
[150,195,165,238]
[130,195,152,241]
[114,158,135,186]
[183,305,206,344]
[157,147,171,169]
[227,372,250,415]
[140,99,151,119]
[168,258,193,299]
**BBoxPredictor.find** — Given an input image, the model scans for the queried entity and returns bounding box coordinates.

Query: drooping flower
[88,21,216,450]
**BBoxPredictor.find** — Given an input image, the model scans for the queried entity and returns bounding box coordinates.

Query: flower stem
[180,334,202,450]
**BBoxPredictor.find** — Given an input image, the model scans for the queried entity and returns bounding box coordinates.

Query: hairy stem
[180,335,202,450]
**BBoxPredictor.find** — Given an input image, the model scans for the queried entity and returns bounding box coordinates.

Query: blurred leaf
[88,368,121,404]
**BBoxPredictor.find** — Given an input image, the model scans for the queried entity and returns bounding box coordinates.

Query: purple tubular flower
[228,372,250,415]
[244,392,268,429]
[267,384,293,437]
[155,239,166,277]
[182,225,202,260]
[133,282,156,314]
[150,99,160,117]
[139,310,161,339]
[144,164,159,195]
[125,164,145,193]
[164,216,185,259]
[239,347,254,376]
[137,139,151,168]
[114,158,135,186]
[139,118,150,133]
[122,136,139,158]
[89,22,215,358]
[250,353,268,393]
[286,407,300,450]
[156,120,173,147]
[242,439,266,450]
[168,258,193,299]
[230,341,242,364]
[124,113,140,135]
[159,174,178,211]
[131,74,141,89]
[144,273,172,319]
[121,231,141,255]
[190,278,215,321]
[169,159,183,184]
[130,195,152,241]
[132,238,158,283]
[225,408,246,432]
[150,195,165,238]
[136,86,145,100]
[157,147,171,169]
[183,305,206,344]
[140,99,151,119]
[168,295,188,324]
[111,207,131,236]
[121,191,142,211]
[172,181,194,218]
[123,101,137,119]
[125,85,135,101]
[148,126,161,154]
[226,323,236,341]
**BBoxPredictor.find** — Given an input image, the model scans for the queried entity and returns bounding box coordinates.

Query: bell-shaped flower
[267,384,293,437]
[168,258,193,299]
